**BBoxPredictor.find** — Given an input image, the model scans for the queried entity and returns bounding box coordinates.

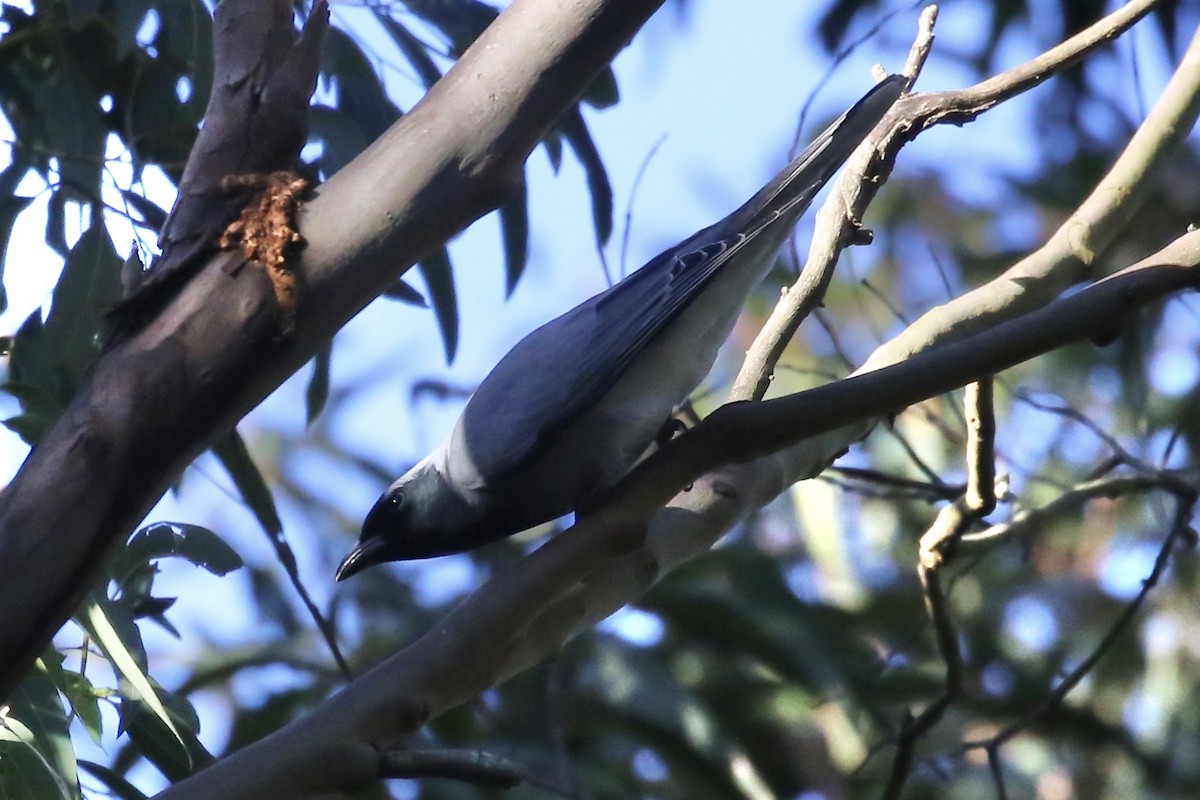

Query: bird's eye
[388,492,404,509]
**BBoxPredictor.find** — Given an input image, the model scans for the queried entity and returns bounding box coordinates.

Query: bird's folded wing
[458,230,743,482]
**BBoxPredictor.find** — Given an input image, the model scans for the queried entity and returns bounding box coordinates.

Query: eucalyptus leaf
[562,108,614,246]
[10,221,123,404]
[117,522,244,584]
[211,430,283,536]
[306,344,331,427]
[382,278,427,306]
[82,601,185,757]
[417,248,459,363]
[77,761,149,800]
[120,690,212,782]
[0,659,80,800]
[499,178,529,296]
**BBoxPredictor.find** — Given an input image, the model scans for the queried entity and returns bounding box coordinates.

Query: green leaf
[111,3,154,60]
[77,761,148,800]
[10,221,123,404]
[211,430,283,536]
[120,688,212,782]
[8,312,47,394]
[2,412,55,446]
[37,40,109,199]
[117,522,244,585]
[153,0,213,121]
[1,380,66,420]
[82,601,185,758]
[305,344,331,427]
[59,672,104,745]
[416,248,459,363]
[45,222,123,381]
[500,177,529,297]
[0,659,80,800]
[39,649,104,745]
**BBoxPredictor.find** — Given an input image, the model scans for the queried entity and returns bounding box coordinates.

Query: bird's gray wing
[457,240,729,482]
[458,75,905,481]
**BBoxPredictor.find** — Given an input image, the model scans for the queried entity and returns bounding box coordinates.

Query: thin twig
[962,491,1197,753]
[618,133,667,281]
[881,379,996,799]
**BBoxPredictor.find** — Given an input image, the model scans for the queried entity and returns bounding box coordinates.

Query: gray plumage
[337,74,904,579]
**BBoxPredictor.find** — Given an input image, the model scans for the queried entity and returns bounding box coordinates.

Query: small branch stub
[217,171,310,333]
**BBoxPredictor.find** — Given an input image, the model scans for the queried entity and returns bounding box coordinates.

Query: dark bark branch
[0,0,665,702]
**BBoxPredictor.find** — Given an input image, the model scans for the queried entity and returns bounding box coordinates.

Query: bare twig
[881,379,996,799]
[959,471,1199,552]
[734,0,1174,405]
[962,490,1197,753]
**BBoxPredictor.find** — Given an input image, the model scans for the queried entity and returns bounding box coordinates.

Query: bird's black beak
[334,536,386,582]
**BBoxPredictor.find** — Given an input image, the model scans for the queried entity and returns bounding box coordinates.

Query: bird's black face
[335,482,486,580]
[335,489,408,581]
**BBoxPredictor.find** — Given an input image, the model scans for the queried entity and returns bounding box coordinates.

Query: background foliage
[1,1,1199,798]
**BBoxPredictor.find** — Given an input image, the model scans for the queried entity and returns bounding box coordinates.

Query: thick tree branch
[0,0,666,701]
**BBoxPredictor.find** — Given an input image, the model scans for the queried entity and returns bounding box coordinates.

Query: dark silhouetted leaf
[542,130,564,173]
[382,278,427,306]
[2,413,54,445]
[120,687,212,782]
[119,190,168,231]
[46,190,68,256]
[397,0,498,56]
[500,177,529,296]
[9,221,122,403]
[0,194,34,312]
[378,17,444,89]
[417,248,458,363]
[307,104,369,178]
[306,344,331,426]
[1,380,65,445]
[117,522,244,584]
[582,67,619,109]
[322,27,401,142]
[562,108,613,246]
[78,760,148,800]
[211,430,283,537]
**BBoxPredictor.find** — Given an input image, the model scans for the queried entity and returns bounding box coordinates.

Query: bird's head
[335,463,483,580]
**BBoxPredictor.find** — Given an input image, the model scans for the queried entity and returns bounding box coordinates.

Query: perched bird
[337,74,905,579]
